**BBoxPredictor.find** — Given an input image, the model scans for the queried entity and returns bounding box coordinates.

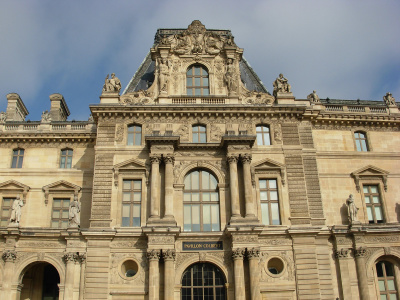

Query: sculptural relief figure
[0,111,6,123]
[273,73,291,96]
[224,58,237,95]
[205,33,222,55]
[174,31,191,55]
[346,194,359,224]
[102,73,122,93]
[68,195,81,227]
[41,110,51,122]
[383,92,396,106]
[158,58,170,93]
[307,90,320,103]
[10,195,24,225]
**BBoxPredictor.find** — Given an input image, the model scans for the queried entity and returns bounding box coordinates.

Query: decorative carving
[176,253,195,270]
[199,252,206,262]
[227,154,239,164]
[157,57,170,94]
[224,58,238,95]
[18,240,65,248]
[149,154,162,164]
[354,247,367,258]
[41,110,51,123]
[273,74,291,96]
[37,252,45,261]
[262,238,292,245]
[240,153,252,164]
[102,73,121,94]
[247,248,260,259]
[384,247,391,255]
[110,252,146,284]
[365,236,400,243]
[383,92,396,106]
[63,252,80,263]
[346,194,359,224]
[335,236,353,246]
[335,248,350,259]
[115,124,124,142]
[2,250,17,262]
[208,251,231,268]
[307,90,320,103]
[148,235,175,244]
[274,126,282,143]
[147,249,161,261]
[9,195,24,226]
[175,124,189,141]
[162,249,176,261]
[163,154,175,165]
[232,248,245,260]
[68,195,80,228]
[0,111,7,123]
[210,124,223,142]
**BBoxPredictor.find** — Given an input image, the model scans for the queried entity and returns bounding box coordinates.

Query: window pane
[66,157,72,168]
[203,193,210,202]
[187,88,193,96]
[61,221,68,228]
[365,196,371,204]
[360,140,368,151]
[133,180,141,189]
[193,132,198,142]
[202,171,210,189]
[211,204,219,231]
[261,203,269,225]
[195,77,201,86]
[134,192,141,202]
[62,200,70,207]
[260,191,268,200]
[257,133,263,145]
[17,157,23,168]
[270,191,278,200]
[60,157,66,168]
[210,175,217,189]
[271,203,280,225]
[373,196,380,204]
[367,207,373,221]
[51,221,59,228]
[385,262,394,276]
[134,133,141,145]
[203,204,211,231]
[379,280,386,291]
[376,262,384,277]
[381,295,387,300]
[363,186,369,193]
[1,209,9,217]
[123,181,131,189]
[122,192,130,202]
[184,205,191,231]
[387,279,395,290]
[53,200,61,207]
[269,180,277,188]
[203,78,209,86]
[210,192,218,202]
[263,133,271,145]
[195,88,201,96]
[191,171,199,189]
[127,133,133,145]
[52,211,60,218]
[199,132,206,143]
[122,217,130,227]
[370,186,378,193]
[122,204,130,218]
[375,207,383,221]
[184,193,191,202]
[133,204,141,227]
[259,180,267,189]
[62,210,69,218]
[194,66,200,75]
[192,205,200,231]
[187,78,192,87]
[192,193,199,202]
[389,294,396,300]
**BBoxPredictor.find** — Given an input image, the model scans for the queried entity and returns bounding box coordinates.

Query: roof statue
[102,73,122,94]
[307,90,320,103]
[383,92,396,106]
[273,73,291,97]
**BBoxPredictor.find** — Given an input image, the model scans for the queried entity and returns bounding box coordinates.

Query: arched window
[60,148,73,168]
[192,125,207,143]
[183,170,219,232]
[127,125,142,146]
[376,260,398,299]
[256,125,271,146]
[354,131,369,151]
[186,65,209,96]
[181,263,226,300]
[11,148,24,168]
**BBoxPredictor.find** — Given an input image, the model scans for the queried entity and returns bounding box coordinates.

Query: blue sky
[1,0,399,120]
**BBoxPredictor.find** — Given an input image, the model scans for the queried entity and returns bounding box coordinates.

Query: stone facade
[0,21,400,300]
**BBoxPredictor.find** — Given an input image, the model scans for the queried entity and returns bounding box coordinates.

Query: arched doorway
[181,262,226,300]
[20,262,60,300]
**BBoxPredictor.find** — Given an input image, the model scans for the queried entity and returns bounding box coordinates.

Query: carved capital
[149,154,162,164]
[354,247,367,258]
[2,250,17,262]
[147,249,161,261]
[247,247,260,259]
[227,155,239,164]
[163,154,175,165]
[232,248,245,260]
[162,249,176,261]
[335,248,350,259]
[241,153,252,164]
[63,252,79,263]
[79,253,87,263]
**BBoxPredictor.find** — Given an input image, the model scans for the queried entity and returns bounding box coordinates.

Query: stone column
[247,248,261,300]
[232,248,245,300]
[150,155,161,219]
[1,250,17,299]
[79,253,86,300]
[354,247,370,300]
[335,248,353,300]
[163,249,176,300]
[147,249,161,300]
[163,154,175,220]
[227,155,240,219]
[63,252,78,300]
[241,154,255,218]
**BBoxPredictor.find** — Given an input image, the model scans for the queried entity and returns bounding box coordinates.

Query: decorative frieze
[147,249,161,261]
[232,248,245,260]
[247,248,260,259]
[162,249,176,261]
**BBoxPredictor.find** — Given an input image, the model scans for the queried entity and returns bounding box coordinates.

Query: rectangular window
[11,149,24,168]
[259,179,280,225]
[363,185,384,223]
[51,198,70,228]
[355,132,369,151]
[127,125,142,146]
[60,149,73,168]
[122,180,142,227]
[1,197,14,227]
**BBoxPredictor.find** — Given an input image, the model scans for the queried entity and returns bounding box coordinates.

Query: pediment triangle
[352,165,389,176]
[114,158,146,170]
[0,180,30,191]
[253,158,284,169]
[42,180,81,191]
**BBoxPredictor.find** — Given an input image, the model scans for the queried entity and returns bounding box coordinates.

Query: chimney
[6,93,29,121]
[49,93,70,121]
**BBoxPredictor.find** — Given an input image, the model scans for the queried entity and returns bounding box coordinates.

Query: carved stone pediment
[351,165,389,191]
[42,180,81,205]
[0,180,30,203]
[113,158,148,186]
[252,158,286,186]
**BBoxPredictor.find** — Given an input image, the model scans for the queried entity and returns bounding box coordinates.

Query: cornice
[0,132,96,144]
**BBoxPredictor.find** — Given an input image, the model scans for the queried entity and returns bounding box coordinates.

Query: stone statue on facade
[158,58,170,93]
[224,58,237,95]
[41,110,51,122]
[273,74,291,96]
[346,194,359,224]
[102,73,122,93]
[68,195,81,227]
[307,90,320,103]
[0,112,6,123]
[9,195,24,226]
[383,92,396,106]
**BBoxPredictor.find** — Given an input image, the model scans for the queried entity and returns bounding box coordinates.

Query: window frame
[183,169,220,232]
[258,178,281,225]
[51,197,71,229]
[0,197,14,227]
[59,148,73,169]
[186,64,210,96]
[256,125,271,146]
[127,124,142,146]
[362,184,385,224]
[121,179,142,227]
[11,148,24,168]
[353,130,370,152]
[375,260,399,299]
[192,125,207,143]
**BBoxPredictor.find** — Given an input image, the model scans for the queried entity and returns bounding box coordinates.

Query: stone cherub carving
[383,92,396,106]
[10,195,24,226]
[102,73,121,93]
[224,58,237,95]
[0,112,6,123]
[307,90,320,103]
[346,194,359,224]
[68,195,81,227]
[41,110,51,122]
[273,73,291,96]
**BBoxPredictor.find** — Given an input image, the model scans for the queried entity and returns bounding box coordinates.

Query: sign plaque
[182,241,223,251]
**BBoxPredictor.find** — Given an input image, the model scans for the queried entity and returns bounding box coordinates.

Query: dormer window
[186,65,209,96]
